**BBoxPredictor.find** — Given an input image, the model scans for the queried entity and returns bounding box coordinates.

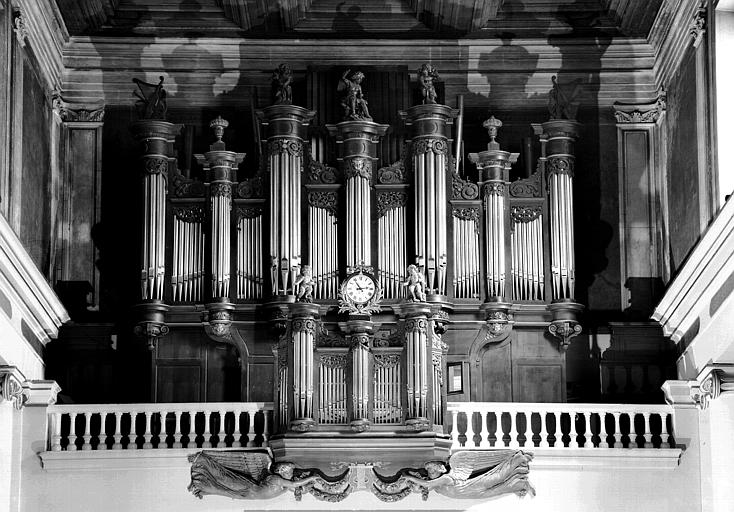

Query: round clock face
[345,274,376,304]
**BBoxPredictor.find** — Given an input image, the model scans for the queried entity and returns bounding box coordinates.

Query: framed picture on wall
[447,362,463,394]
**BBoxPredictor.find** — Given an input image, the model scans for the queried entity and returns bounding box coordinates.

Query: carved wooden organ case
[131,68,583,435]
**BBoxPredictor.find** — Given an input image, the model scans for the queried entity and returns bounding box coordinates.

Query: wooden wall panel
[512,361,563,403]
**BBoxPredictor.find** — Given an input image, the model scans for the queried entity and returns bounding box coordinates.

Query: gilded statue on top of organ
[548,75,583,120]
[417,63,439,104]
[339,69,371,121]
[132,75,167,120]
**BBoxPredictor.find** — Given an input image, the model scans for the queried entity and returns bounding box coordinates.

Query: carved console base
[289,418,316,432]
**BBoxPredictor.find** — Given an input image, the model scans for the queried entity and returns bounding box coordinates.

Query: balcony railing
[447,402,674,450]
[48,402,273,451]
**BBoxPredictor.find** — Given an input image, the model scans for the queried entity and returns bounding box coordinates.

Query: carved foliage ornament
[483,182,505,197]
[690,3,706,47]
[236,206,263,220]
[374,354,401,368]
[13,11,28,47]
[511,205,542,224]
[143,157,168,176]
[412,138,448,156]
[452,173,480,200]
[509,172,542,198]
[546,157,574,177]
[405,318,428,334]
[173,205,204,223]
[292,318,316,335]
[308,160,339,184]
[376,191,407,217]
[172,173,205,197]
[236,176,264,199]
[377,160,406,184]
[320,354,348,369]
[267,139,303,157]
[452,207,479,223]
[308,191,339,217]
[210,182,232,199]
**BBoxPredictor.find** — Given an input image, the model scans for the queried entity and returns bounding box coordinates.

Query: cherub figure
[294,265,314,302]
[403,264,426,302]
[417,63,439,105]
[272,63,293,105]
[339,69,371,121]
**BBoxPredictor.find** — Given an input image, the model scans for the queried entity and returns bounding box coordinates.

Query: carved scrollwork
[548,320,582,351]
[292,318,316,335]
[236,176,264,199]
[452,207,479,223]
[510,206,542,224]
[210,182,232,199]
[318,334,349,347]
[319,354,348,369]
[377,160,406,184]
[351,333,370,348]
[546,157,574,177]
[483,182,505,196]
[172,173,206,197]
[267,139,304,157]
[143,157,168,176]
[614,109,660,124]
[0,370,27,410]
[376,191,407,217]
[173,205,205,223]
[405,318,428,334]
[236,206,263,220]
[344,158,372,180]
[451,173,480,200]
[308,160,339,184]
[412,138,448,156]
[374,354,401,368]
[509,172,542,198]
[308,191,339,217]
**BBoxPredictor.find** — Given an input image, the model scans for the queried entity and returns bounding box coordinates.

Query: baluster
[81,413,92,450]
[478,410,489,448]
[660,413,670,447]
[98,412,108,450]
[69,412,79,451]
[143,411,154,449]
[173,411,183,449]
[642,412,652,448]
[159,410,169,448]
[50,412,62,451]
[628,413,637,448]
[583,412,593,448]
[112,411,123,450]
[262,410,270,447]
[538,410,550,448]
[568,412,578,448]
[611,411,621,448]
[233,410,243,447]
[508,411,519,448]
[202,410,212,448]
[450,409,459,449]
[247,409,257,447]
[128,411,138,450]
[218,409,228,447]
[598,412,608,448]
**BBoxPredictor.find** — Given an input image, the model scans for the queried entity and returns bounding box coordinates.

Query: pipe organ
[129,67,584,438]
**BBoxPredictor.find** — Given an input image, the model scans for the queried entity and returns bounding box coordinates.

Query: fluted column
[288,303,319,432]
[401,104,457,298]
[327,121,388,267]
[343,320,374,432]
[130,119,178,348]
[258,105,315,297]
[194,117,244,338]
[402,302,432,431]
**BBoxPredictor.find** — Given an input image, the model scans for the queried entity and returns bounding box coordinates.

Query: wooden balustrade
[446,402,673,450]
[48,402,273,452]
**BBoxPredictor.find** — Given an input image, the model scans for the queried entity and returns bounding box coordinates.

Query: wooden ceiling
[55,0,664,38]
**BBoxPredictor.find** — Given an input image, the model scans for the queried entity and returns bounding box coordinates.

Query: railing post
[478,410,489,449]
[538,410,549,448]
[449,409,459,449]
[128,410,138,450]
[172,410,182,449]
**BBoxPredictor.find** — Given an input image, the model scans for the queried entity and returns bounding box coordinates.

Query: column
[327,121,388,267]
[343,320,375,432]
[430,310,449,428]
[288,303,319,432]
[402,302,432,431]
[194,116,244,338]
[400,104,457,298]
[257,105,315,297]
[541,119,585,350]
[53,99,105,312]
[130,115,178,349]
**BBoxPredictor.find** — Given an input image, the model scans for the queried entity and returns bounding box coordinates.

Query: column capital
[613,89,667,125]
[52,93,105,124]
[0,367,61,409]
[694,365,734,410]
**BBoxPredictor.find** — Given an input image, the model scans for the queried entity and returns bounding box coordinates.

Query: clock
[338,266,382,315]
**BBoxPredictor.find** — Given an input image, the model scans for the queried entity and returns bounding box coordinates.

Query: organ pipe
[403,304,432,431]
[288,303,319,432]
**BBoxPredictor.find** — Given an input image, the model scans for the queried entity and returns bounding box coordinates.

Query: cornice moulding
[649,0,702,88]
[15,0,68,91]
[652,196,734,344]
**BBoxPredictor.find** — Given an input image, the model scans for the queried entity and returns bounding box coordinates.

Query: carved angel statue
[338,69,371,121]
[294,265,315,302]
[272,63,293,105]
[132,76,167,120]
[548,75,583,120]
[418,63,439,105]
[403,264,427,302]
[404,450,535,500]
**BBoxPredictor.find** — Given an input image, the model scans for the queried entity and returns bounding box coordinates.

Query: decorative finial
[272,63,293,105]
[210,116,228,143]
[417,63,439,105]
[483,116,502,150]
